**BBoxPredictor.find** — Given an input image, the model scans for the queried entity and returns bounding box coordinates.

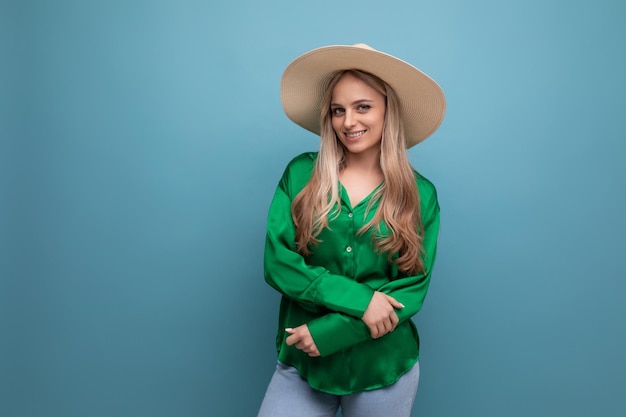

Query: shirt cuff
[307,313,371,357]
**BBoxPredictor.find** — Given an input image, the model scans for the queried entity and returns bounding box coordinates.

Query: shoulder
[285,151,317,172]
[278,152,318,197]
[413,170,439,215]
[413,170,437,198]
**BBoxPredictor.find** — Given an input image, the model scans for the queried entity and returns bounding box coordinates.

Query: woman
[257,44,446,417]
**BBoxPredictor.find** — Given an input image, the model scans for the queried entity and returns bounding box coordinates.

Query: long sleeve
[307,179,440,356]
[264,154,374,317]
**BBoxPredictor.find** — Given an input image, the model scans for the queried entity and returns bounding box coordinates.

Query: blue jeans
[257,361,420,417]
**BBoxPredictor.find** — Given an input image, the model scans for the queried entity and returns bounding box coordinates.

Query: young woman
[257,44,446,417]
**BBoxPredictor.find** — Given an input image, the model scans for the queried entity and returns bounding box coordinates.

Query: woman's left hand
[285,325,320,357]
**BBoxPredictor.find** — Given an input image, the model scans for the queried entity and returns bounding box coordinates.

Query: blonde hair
[292,70,425,274]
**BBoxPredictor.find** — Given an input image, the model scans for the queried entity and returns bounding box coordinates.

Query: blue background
[2,0,625,416]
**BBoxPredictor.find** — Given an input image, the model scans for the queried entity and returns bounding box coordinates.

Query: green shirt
[264,152,440,394]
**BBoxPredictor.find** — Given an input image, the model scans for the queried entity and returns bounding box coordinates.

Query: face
[330,73,386,158]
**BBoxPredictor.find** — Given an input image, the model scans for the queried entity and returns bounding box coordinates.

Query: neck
[343,149,382,174]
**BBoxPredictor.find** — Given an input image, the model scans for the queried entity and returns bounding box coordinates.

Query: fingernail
[399,303,405,308]
[285,328,293,332]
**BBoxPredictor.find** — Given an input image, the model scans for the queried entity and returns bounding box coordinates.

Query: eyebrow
[330,99,375,107]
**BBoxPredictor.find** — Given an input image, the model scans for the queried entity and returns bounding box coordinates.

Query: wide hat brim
[280,44,446,147]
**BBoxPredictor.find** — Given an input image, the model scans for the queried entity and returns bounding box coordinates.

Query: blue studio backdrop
[2,1,625,416]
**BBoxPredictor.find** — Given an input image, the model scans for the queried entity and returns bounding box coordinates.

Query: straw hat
[280,44,446,147]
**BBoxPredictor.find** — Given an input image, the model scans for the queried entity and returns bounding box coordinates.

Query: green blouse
[264,152,440,395]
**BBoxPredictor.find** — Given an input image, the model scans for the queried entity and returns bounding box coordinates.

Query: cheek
[373,113,386,131]
[365,114,383,130]
[331,118,342,133]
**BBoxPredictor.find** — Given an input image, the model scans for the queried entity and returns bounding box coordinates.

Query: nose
[343,110,356,129]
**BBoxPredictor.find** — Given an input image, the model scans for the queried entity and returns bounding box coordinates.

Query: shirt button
[348,213,353,218]
[346,246,352,253]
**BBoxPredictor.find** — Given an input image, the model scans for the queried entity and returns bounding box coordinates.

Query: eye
[357,104,371,112]
[331,107,345,116]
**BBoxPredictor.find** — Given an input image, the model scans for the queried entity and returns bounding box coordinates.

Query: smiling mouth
[345,130,366,139]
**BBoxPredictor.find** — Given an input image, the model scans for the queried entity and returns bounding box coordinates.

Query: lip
[344,130,366,141]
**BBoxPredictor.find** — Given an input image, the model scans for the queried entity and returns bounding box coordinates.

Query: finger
[385,316,395,333]
[390,311,399,330]
[286,331,301,346]
[375,322,385,338]
[384,294,404,309]
[385,295,405,309]
[368,323,379,338]
[297,340,314,353]
[382,318,393,334]
[285,328,295,341]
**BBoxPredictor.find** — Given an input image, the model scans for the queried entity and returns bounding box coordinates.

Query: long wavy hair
[291,69,425,275]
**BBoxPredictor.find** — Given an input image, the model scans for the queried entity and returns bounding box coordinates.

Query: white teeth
[346,131,365,138]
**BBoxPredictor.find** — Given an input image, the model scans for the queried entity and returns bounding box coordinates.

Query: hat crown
[352,43,375,51]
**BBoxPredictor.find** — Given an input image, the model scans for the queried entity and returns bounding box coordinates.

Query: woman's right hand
[361,291,404,338]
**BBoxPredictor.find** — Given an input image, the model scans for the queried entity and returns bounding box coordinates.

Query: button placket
[346,210,354,253]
